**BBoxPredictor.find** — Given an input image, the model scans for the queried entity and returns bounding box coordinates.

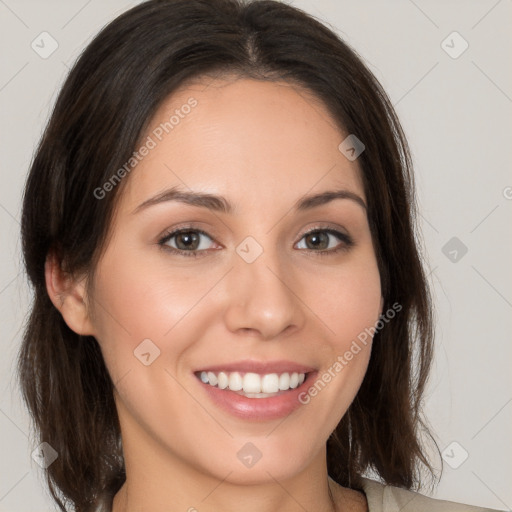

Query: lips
[193,359,317,375]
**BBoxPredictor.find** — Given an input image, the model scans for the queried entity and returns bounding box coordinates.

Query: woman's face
[86,77,382,485]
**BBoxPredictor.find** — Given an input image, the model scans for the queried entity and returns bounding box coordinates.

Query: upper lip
[194,359,317,375]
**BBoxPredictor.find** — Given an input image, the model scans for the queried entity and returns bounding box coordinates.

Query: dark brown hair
[18,0,440,510]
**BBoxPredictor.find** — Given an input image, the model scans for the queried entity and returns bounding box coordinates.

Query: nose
[222,247,305,340]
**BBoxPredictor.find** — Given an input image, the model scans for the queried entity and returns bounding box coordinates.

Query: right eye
[158,228,217,257]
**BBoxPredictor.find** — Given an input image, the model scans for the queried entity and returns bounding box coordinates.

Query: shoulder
[360,477,504,512]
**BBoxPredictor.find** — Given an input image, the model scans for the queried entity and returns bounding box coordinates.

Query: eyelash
[157,225,354,258]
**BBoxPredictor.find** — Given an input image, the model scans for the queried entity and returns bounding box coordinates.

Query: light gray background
[1,0,511,510]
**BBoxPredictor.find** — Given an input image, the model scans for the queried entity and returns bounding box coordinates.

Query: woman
[17,0,502,511]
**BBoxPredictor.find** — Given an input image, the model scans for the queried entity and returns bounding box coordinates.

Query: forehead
[118,77,365,214]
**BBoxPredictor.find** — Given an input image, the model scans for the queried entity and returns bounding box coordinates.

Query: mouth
[192,366,318,421]
[194,369,312,398]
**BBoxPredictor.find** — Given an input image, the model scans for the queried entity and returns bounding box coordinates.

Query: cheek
[295,270,380,442]
[301,251,381,404]
[90,245,198,339]
[313,252,382,349]
[87,247,192,381]
[87,253,204,441]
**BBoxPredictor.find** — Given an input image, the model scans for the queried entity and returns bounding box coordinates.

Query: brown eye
[159,228,215,257]
[174,231,201,250]
[296,228,354,255]
[303,231,330,250]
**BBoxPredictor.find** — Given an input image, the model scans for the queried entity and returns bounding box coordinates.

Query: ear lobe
[44,252,96,336]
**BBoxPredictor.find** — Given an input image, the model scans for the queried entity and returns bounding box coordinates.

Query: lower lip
[195,371,318,421]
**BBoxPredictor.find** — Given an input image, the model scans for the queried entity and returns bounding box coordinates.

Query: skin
[46,77,383,512]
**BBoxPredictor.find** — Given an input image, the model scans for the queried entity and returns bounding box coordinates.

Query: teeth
[229,372,243,391]
[278,372,290,390]
[198,370,307,394]
[243,373,261,393]
[217,371,229,389]
[261,373,279,393]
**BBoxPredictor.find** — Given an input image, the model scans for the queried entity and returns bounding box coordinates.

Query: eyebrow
[131,186,367,215]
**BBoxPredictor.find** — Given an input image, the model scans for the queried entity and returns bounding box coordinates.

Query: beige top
[360,477,503,512]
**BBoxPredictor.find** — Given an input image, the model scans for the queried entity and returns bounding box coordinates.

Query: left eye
[296,229,349,251]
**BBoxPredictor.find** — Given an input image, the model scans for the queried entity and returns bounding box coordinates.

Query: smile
[193,369,318,421]
[196,370,307,397]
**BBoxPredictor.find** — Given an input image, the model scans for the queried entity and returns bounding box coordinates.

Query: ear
[44,251,96,336]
